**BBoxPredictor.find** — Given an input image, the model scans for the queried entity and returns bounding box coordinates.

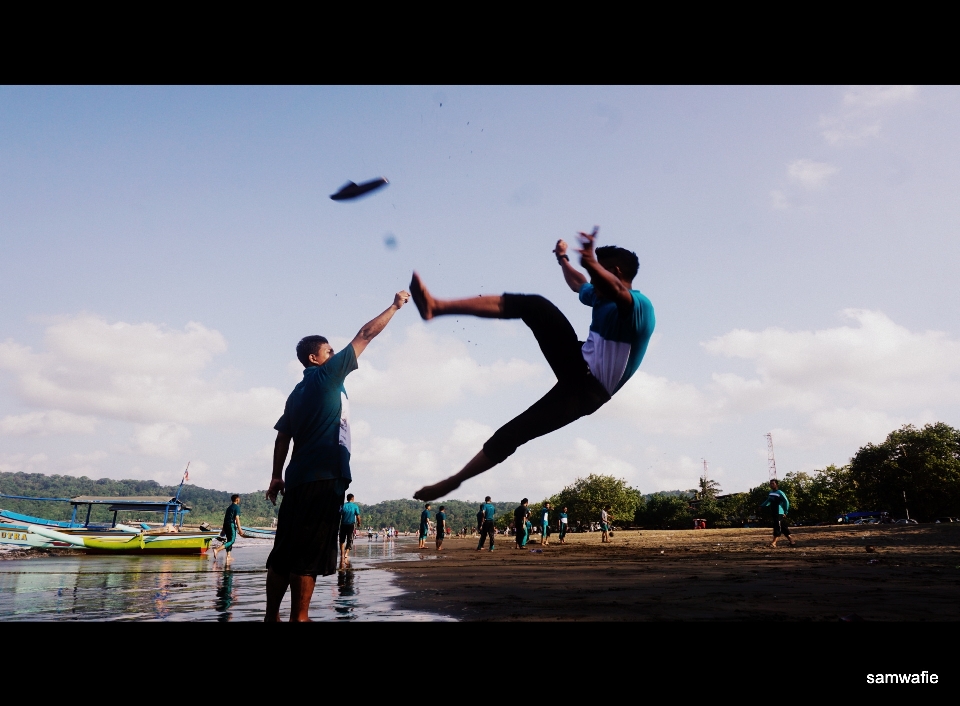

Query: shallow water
[0,537,451,621]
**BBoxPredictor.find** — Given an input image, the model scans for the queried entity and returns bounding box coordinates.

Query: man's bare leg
[264,567,289,622]
[289,575,317,622]
[410,273,504,320]
[414,450,497,501]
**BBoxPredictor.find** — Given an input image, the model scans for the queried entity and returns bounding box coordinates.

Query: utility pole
[766,433,778,481]
[701,459,708,498]
[903,490,910,521]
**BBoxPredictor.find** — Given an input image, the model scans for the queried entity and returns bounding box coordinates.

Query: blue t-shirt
[762,490,790,515]
[436,511,445,528]
[223,503,240,535]
[420,509,430,527]
[482,502,496,521]
[274,346,358,490]
[560,512,568,526]
[578,282,655,395]
[541,508,550,526]
[341,501,360,525]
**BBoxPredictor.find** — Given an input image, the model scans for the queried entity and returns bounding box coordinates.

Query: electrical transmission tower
[702,459,709,492]
[766,432,778,480]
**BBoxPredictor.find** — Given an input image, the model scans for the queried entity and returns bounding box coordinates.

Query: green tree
[547,474,642,529]
[850,423,960,521]
[636,492,692,529]
[698,476,722,499]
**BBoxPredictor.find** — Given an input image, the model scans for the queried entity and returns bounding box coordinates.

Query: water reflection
[0,539,449,621]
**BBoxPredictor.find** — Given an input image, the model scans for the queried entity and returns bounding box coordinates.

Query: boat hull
[0,523,217,554]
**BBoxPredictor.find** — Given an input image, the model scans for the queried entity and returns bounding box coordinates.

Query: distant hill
[0,471,514,531]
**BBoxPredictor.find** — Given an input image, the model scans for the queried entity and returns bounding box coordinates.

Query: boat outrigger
[0,492,219,555]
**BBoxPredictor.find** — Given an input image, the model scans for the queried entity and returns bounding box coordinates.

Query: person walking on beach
[477,496,496,551]
[514,498,529,549]
[264,289,410,622]
[761,479,796,548]
[213,494,245,563]
[419,503,432,549]
[435,505,447,551]
[540,502,551,546]
[600,505,612,543]
[410,228,655,502]
[339,493,362,570]
[558,506,569,544]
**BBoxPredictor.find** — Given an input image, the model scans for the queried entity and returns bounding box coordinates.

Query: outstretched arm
[554,240,588,292]
[576,228,634,309]
[350,290,410,358]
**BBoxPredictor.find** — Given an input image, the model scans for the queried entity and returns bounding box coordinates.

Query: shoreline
[382,524,960,621]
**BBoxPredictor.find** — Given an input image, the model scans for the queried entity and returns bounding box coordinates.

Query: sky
[1,85,959,504]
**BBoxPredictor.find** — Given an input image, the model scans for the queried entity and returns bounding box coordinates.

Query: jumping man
[264,289,410,622]
[410,227,655,500]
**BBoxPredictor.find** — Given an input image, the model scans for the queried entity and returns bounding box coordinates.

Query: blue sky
[2,85,958,503]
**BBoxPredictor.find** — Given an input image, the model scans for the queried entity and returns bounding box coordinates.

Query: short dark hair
[485,496,491,502]
[231,494,240,502]
[596,245,639,282]
[425,503,431,508]
[770,479,779,487]
[521,498,528,504]
[439,505,445,511]
[346,493,354,501]
[296,335,329,367]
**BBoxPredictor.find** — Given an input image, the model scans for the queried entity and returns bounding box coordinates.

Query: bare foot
[414,476,461,501]
[410,272,436,320]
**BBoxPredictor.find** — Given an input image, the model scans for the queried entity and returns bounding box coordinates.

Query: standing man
[410,227,655,501]
[600,505,612,543]
[213,494,244,563]
[477,496,496,552]
[435,505,446,551]
[264,289,410,622]
[339,493,361,570]
[761,479,796,548]
[514,498,530,549]
[540,502,551,546]
[558,506,569,544]
[419,503,432,549]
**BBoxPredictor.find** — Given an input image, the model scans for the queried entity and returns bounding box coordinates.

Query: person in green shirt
[435,505,446,551]
[540,502,552,546]
[760,479,796,548]
[213,495,245,563]
[558,506,569,544]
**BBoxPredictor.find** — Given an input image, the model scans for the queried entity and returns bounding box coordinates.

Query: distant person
[600,505,612,543]
[558,506,569,544]
[761,479,796,548]
[477,496,496,551]
[213,494,245,563]
[540,502,552,546]
[514,498,530,549]
[436,505,446,551]
[419,503,432,549]
[264,289,410,622]
[339,493,362,570]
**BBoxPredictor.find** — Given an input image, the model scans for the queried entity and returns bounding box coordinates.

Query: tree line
[3,422,957,531]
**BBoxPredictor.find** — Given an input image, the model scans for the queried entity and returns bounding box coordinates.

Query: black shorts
[435,526,444,540]
[339,523,355,549]
[266,477,348,579]
[773,516,791,537]
[483,294,611,464]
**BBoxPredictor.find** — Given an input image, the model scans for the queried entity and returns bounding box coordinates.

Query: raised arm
[350,290,411,358]
[554,240,588,292]
[576,228,634,309]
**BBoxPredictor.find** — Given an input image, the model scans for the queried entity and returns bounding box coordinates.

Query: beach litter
[530,549,543,553]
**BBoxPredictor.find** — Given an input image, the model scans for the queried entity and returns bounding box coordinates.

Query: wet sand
[383,524,960,621]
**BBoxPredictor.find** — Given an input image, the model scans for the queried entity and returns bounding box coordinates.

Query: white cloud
[0,314,285,428]
[787,159,839,189]
[603,371,724,435]
[0,410,98,436]
[820,85,916,145]
[346,324,545,409]
[131,423,192,458]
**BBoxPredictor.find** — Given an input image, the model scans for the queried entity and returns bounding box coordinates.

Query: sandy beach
[383,524,960,621]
